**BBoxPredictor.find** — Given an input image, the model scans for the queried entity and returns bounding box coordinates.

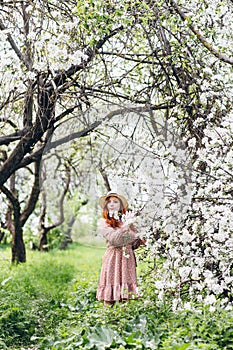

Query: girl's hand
[132,238,146,250]
[140,238,146,245]
[122,211,136,224]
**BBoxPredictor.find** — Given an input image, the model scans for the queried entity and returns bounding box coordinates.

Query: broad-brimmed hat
[99,191,128,210]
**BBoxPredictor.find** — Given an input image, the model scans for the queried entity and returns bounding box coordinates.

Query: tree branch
[0,26,124,190]
[20,157,42,227]
[167,0,233,66]
[0,128,29,146]
[47,165,71,230]
[50,26,124,89]
[45,120,102,152]
[0,117,19,130]
[44,104,173,152]
[100,51,160,65]
[0,19,30,69]
[1,185,18,206]
[98,161,111,192]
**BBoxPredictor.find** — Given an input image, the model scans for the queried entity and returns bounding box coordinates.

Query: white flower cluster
[121,210,137,225]
[148,116,232,308]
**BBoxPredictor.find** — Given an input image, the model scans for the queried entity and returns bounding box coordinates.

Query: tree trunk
[1,159,41,262]
[0,221,6,243]
[38,191,48,251]
[59,215,74,250]
[12,225,26,263]
[0,230,5,243]
[12,195,26,263]
[39,227,49,252]
[38,165,71,251]
[64,214,75,241]
[59,199,89,249]
[1,183,26,263]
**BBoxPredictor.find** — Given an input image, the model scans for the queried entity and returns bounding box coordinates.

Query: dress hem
[96,283,139,302]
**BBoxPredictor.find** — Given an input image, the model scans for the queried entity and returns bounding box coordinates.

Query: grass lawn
[0,242,232,349]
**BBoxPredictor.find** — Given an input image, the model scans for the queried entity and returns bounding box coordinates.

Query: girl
[96,191,145,306]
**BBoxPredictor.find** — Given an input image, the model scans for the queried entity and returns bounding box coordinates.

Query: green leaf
[174,344,192,350]
[86,325,123,348]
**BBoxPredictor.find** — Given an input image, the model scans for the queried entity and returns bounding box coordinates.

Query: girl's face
[107,196,121,212]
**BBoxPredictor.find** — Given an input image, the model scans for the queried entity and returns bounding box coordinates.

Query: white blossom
[204,294,217,305]
[179,266,192,280]
[188,137,196,148]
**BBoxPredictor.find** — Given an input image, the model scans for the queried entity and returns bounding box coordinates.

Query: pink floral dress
[96,218,140,302]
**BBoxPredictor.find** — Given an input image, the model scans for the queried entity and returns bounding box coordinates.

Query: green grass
[0,243,232,349]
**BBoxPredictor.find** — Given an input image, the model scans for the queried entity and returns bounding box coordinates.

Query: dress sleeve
[98,218,139,247]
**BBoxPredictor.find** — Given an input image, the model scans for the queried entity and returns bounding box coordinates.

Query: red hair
[102,196,127,228]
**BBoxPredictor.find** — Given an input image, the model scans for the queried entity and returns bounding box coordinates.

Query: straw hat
[99,191,128,210]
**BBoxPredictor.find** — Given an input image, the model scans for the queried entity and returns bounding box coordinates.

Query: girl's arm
[98,219,139,247]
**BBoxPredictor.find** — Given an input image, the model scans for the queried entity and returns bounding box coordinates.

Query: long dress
[96,218,140,302]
